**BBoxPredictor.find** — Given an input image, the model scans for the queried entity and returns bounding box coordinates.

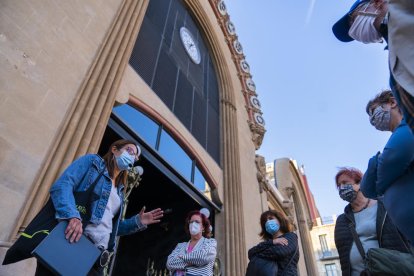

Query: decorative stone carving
[253,113,265,127]
[245,78,256,92]
[255,154,268,193]
[233,40,243,54]
[240,59,250,73]
[284,186,295,198]
[282,200,294,212]
[226,21,236,35]
[217,0,227,15]
[249,121,266,150]
[209,0,266,151]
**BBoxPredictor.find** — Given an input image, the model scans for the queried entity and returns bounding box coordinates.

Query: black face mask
[339,184,358,203]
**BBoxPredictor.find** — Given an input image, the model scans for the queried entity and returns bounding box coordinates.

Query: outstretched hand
[138,206,164,225]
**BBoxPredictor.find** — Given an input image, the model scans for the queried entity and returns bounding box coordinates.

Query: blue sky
[225,1,392,217]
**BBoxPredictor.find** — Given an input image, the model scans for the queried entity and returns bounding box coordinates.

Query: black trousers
[35,261,104,276]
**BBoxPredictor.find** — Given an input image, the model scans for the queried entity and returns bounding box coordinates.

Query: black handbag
[245,242,298,276]
[349,216,414,276]
[2,169,104,265]
[246,256,278,276]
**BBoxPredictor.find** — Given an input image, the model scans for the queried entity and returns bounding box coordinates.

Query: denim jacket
[50,154,146,250]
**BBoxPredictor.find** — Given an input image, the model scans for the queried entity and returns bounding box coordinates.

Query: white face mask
[348,5,382,44]
[189,222,202,235]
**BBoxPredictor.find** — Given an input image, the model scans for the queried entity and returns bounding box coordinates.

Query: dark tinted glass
[158,129,192,181]
[129,19,162,85]
[129,0,221,165]
[191,89,207,145]
[113,105,159,148]
[153,45,178,109]
[174,71,193,129]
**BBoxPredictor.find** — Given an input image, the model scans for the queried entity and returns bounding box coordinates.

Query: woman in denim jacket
[36,139,164,275]
[361,90,414,245]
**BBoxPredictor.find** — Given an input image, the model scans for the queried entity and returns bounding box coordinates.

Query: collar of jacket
[186,236,206,252]
[91,154,114,182]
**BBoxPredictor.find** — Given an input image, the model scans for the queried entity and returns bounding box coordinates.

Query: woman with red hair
[334,167,410,275]
[167,210,217,276]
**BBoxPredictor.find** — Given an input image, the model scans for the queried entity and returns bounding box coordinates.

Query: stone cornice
[209,0,266,150]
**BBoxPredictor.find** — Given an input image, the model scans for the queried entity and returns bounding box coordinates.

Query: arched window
[129,0,220,164]
[113,104,211,198]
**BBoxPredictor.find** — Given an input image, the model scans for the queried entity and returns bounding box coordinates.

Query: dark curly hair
[366,90,400,115]
[184,210,212,238]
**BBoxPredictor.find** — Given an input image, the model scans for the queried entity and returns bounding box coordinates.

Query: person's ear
[390,98,398,109]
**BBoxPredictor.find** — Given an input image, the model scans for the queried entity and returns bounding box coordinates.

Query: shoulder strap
[348,222,366,260]
[280,242,298,276]
[85,168,105,193]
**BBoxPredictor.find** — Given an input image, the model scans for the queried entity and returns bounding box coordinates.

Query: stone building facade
[1,0,316,275]
[263,158,319,276]
[310,216,341,276]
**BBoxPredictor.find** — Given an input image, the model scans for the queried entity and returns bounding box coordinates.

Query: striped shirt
[167,237,217,276]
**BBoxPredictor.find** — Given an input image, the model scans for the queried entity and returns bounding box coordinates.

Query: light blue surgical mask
[265,219,280,235]
[115,150,134,171]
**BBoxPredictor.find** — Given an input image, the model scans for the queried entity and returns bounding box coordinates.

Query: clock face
[180,27,201,64]
[254,113,265,126]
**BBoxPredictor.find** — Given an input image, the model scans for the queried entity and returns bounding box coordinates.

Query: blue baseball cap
[332,0,370,42]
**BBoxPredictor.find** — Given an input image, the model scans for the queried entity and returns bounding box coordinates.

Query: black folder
[32,221,101,276]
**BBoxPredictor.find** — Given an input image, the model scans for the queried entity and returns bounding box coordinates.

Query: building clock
[180,27,201,64]
[254,113,265,127]
[250,95,261,109]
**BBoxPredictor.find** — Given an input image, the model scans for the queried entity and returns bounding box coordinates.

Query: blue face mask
[115,151,134,171]
[265,219,280,235]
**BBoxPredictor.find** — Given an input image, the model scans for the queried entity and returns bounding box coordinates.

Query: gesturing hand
[65,218,83,243]
[138,206,164,225]
[273,237,288,246]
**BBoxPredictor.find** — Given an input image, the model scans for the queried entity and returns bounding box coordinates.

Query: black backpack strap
[75,168,105,227]
[85,169,105,193]
[348,222,366,260]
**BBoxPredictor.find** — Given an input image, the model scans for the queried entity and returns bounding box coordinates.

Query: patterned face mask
[339,184,358,203]
[369,105,391,131]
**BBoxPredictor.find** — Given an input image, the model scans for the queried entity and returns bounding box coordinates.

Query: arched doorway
[98,117,219,275]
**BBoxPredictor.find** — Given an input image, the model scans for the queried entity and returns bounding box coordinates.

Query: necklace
[352,199,370,213]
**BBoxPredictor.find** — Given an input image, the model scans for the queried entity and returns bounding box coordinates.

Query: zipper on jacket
[378,211,386,248]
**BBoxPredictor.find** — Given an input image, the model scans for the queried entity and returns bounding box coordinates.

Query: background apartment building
[310,216,341,276]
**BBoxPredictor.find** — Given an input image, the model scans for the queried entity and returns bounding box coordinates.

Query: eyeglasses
[369,103,388,117]
[124,146,139,161]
